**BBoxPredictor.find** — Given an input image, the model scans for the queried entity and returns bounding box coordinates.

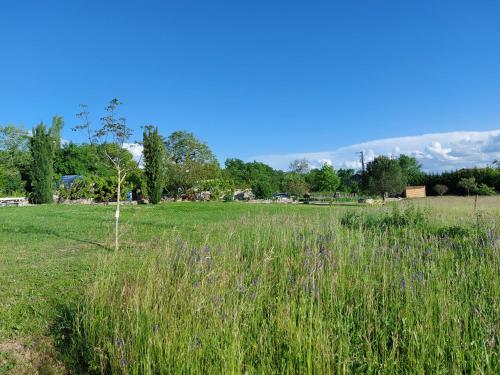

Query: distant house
[58,175,83,188]
[404,186,426,198]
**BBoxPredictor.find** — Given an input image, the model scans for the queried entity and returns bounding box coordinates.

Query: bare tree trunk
[115,167,121,251]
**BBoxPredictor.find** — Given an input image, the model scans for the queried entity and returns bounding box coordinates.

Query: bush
[57,177,94,200]
[251,180,274,199]
[0,167,25,197]
[93,176,130,202]
[476,183,496,196]
[197,178,234,201]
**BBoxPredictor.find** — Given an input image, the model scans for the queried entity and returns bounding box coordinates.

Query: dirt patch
[0,337,65,375]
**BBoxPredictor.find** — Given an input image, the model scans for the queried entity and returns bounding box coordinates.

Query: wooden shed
[404,186,426,198]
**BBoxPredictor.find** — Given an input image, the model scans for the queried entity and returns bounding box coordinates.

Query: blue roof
[59,175,83,187]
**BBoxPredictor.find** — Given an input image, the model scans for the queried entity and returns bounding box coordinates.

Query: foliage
[57,176,94,200]
[312,163,340,192]
[224,159,282,198]
[0,166,25,197]
[282,172,309,197]
[476,183,496,196]
[398,154,423,185]
[165,131,217,164]
[165,159,221,197]
[0,124,30,196]
[365,156,405,196]
[50,115,64,150]
[433,184,448,196]
[458,177,478,196]
[162,131,220,198]
[54,143,115,177]
[143,126,165,203]
[421,167,499,196]
[196,178,234,200]
[29,123,55,204]
[224,158,248,187]
[251,179,274,199]
[337,168,360,193]
[92,176,130,202]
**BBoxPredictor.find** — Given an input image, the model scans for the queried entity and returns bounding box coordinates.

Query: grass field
[1,197,499,373]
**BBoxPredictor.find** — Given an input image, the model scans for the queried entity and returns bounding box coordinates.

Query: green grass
[1,198,499,373]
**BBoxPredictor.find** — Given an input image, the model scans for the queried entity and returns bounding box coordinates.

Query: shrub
[476,183,496,196]
[57,177,94,200]
[93,176,130,202]
[197,178,234,201]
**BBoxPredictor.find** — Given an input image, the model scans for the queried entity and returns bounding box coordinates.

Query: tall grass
[71,206,499,374]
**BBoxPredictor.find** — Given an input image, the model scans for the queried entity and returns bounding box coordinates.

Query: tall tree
[315,163,340,192]
[163,131,220,197]
[50,115,64,150]
[143,125,164,204]
[29,123,55,203]
[398,154,423,185]
[165,131,217,164]
[365,156,405,196]
[95,98,134,250]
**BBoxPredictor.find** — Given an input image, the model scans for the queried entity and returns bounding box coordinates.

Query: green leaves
[143,126,165,204]
[29,123,55,204]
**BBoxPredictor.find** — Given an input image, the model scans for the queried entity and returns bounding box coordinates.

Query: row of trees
[1,99,498,204]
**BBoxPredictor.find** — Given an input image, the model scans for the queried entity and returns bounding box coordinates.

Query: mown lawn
[0,198,499,373]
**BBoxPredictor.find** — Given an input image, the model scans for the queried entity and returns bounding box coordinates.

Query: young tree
[73,104,94,144]
[315,163,340,192]
[29,123,55,203]
[433,184,448,196]
[95,98,134,250]
[50,115,64,150]
[143,125,165,204]
[365,156,405,196]
[458,177,477,196]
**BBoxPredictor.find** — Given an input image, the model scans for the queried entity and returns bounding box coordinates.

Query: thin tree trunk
[115,167,121,251]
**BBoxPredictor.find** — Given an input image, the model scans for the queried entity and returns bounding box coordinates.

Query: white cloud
[124,143,143,165]
[249,130,500,172]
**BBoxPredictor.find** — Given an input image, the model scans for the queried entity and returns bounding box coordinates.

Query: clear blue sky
[1,0,499,164]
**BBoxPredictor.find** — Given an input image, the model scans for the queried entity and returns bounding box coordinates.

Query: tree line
[1,99,498,203]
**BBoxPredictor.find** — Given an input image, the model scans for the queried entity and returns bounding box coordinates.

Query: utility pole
[358,151,365,175]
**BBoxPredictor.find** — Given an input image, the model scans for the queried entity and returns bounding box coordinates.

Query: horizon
[1,1,499,171]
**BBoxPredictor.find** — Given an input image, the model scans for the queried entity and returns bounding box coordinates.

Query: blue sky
[1,1,499,170]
